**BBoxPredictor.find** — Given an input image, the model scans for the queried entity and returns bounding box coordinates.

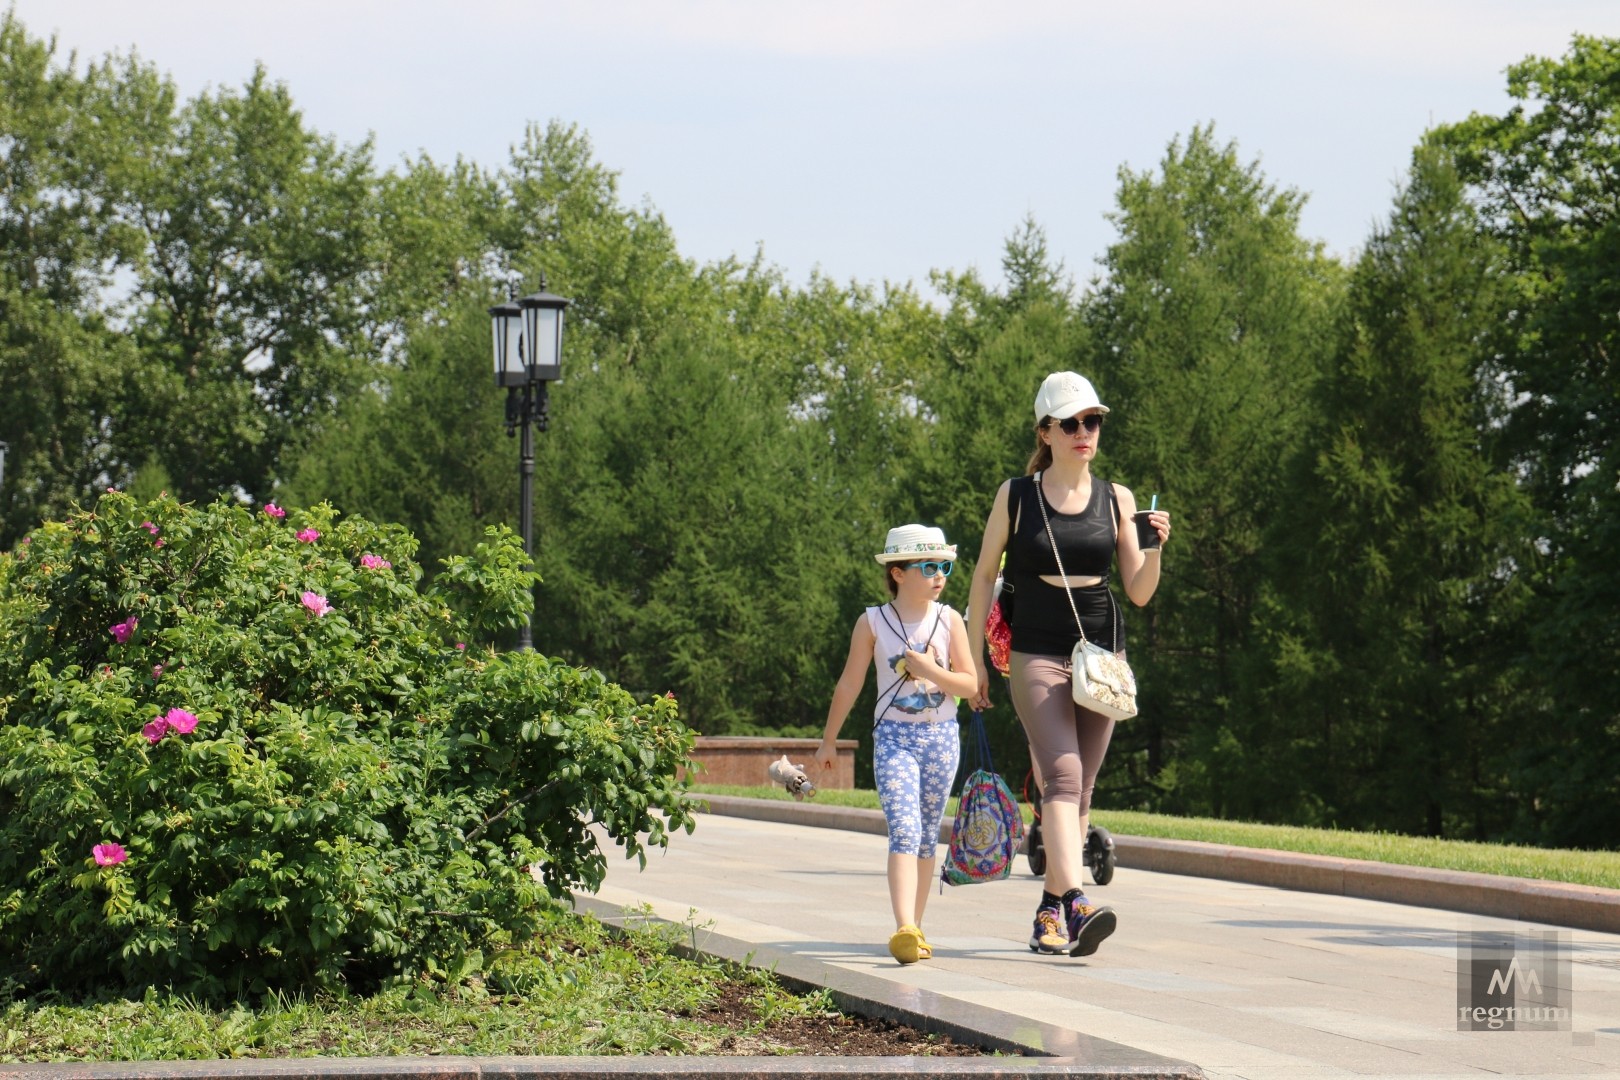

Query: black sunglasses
[1044,414,1103,436]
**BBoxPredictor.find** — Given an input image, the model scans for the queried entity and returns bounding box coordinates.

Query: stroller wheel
[1086,824,1116,886]
[1026,820,1046,876]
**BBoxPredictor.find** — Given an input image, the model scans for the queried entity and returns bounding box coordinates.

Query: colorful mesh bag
[941,711,1024,885]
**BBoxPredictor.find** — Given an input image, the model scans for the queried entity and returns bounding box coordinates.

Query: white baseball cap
[1033,371,1109,423]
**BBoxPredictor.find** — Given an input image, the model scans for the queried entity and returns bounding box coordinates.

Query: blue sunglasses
[905,560,954,578]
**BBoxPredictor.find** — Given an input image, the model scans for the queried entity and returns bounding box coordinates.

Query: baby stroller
[1022,769,1115,885]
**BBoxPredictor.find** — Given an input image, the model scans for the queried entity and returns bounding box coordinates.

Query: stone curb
[572,895,1203,1079]
[696,794,1620,934]
[0,1061,1202,1080]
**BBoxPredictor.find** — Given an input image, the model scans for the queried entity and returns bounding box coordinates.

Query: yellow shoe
[916,929,933,960]
[888,924,923,965]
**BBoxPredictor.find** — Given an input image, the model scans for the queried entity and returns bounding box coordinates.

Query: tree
[107,65,379,504]
[1263,146,1534,837]
[0,14,156,543]
[529,323,852,734]
[281,123,704,576]
[1435,35,1620,847]
[920,218,1088,543]
[1083,126,1345,815]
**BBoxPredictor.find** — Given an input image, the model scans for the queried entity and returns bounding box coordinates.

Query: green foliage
[280,121,702,575]
[110,65,378,504]
[1262,146,1534,837]
[0,907,838,1060]
[0,14,153,540]
[0,492,695,998]
[7,4,1620,854]
[1433,35,1620,848]
[1082,125,1345,814]
[0,15,379,533]
[913,226,1089,776]
[530,321,855,735]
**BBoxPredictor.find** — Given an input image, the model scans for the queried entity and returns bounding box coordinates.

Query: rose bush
[0,492,695,997]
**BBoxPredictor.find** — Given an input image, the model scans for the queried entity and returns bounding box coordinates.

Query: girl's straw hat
[875,524,957,565]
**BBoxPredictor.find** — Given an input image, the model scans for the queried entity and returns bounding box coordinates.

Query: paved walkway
[594,810,1620,1080]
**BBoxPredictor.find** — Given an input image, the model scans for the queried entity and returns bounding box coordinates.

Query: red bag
[986,578,1012,677]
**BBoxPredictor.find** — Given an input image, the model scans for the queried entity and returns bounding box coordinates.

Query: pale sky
[14,1,1620,293]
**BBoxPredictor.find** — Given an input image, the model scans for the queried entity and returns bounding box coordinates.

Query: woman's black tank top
[1005,474,1126,656]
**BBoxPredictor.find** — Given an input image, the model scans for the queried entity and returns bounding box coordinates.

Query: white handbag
[1033,472,1139,722]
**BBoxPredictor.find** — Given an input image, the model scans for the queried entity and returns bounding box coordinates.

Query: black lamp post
[0,441,8,492]
[490,277,571,651]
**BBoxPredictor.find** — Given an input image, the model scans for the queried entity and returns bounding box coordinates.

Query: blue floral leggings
[874,719,961,856]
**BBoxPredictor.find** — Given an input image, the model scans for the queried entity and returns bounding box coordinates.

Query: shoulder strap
[1035,475,1123,654]
[1037,471,1122,651]
[1006,476,1026,537]
[1033,471,1089,646]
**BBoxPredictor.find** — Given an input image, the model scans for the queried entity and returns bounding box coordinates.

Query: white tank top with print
[866,602,958,725]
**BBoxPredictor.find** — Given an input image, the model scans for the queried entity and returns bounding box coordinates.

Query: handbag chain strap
[1033,471,1122,653]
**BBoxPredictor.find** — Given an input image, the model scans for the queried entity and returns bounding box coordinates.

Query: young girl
[815,524,979,965]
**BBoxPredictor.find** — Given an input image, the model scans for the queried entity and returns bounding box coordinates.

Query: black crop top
[1006,474,1117,579]
[1004,473,1127,655]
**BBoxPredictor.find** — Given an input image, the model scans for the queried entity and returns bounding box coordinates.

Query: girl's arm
[902,607,979,700]
[816,616,875,771]
[967,480,1013,706]
[1114,483,1169,606]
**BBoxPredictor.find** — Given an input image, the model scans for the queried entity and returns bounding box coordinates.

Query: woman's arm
[816,616,875,770]
[1114,483,1169,606]
[902,607,979,700]
[967,480,1012,706]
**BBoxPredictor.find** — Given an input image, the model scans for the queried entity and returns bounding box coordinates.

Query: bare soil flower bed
[684,978,993,1057]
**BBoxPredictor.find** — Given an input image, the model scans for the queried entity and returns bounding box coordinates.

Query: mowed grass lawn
[692,784,1620,891]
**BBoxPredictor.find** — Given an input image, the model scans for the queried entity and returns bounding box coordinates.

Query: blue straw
[1150,494,1158,512]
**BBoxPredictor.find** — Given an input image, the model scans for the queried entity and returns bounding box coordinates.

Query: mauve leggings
[1008,651,1117,812]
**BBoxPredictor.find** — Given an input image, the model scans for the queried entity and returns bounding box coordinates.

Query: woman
[967,372,1170,958]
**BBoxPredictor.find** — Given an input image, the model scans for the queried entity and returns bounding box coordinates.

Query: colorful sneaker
[889,924,923,965]
[1066,893,1117,957]
[1028,900,1068,953]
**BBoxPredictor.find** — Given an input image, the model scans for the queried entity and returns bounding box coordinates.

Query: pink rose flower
[301,591,332,617]
[264,503,286,519]
[141,521,159,535]
[296,528,320,543]
[93,843,128,866]
[152,664,165,680]
[164,708,198,734]
[109,616,138,644]
[143,716,170,743]
[360,554,391,570]
[455,642,466,651]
